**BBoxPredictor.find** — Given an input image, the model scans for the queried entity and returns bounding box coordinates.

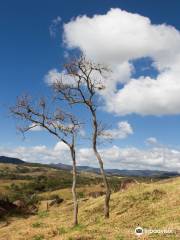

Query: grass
[38,211,49,218]
[32,222,45,228]
[115,236,124,240]
[57,227,67,234]
[0,177,179,239]
[32,234,44,240]
[0,179,28,194]
[39,184,105,201]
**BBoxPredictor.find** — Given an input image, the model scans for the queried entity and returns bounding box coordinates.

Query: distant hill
[0,156,24,165]
[51,162,72,170]
[1,156,179,178]
[51,163,180,178]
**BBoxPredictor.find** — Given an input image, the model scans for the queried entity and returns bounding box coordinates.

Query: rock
[88,191,105,198]
[28,204,38,214]
[49,197,64,206]
[13,200,26,209]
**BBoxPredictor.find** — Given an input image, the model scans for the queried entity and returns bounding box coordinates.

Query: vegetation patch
[38,210,49,218]
[56,226,67,234]
[31,222,45,228]
[32,234,44,240]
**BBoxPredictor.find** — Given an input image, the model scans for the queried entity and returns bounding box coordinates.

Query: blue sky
[1,1,180,171]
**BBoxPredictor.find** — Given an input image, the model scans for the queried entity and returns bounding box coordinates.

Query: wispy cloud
[49,16,61,38]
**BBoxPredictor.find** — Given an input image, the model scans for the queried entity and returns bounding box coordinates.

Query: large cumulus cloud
[60,8,180,116]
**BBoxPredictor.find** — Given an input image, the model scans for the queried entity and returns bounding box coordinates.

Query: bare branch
[10,95,81,147]
[53,55,109,111]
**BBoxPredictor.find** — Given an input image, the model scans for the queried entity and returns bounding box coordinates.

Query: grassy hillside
[0,163,103,195]
[0,176,179,240]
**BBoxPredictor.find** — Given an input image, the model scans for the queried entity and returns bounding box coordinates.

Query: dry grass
[0,163,17,171]
[0,177,179,240]
[0,180,28,194]
[39,184,104,201]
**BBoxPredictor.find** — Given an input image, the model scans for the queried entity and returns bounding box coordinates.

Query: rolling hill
[0,156,24,165]
[0,176,179,240]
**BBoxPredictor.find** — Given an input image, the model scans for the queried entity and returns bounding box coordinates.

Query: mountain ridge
[0,156,179,177]
[50,162,180,177]
[0,156,24,164]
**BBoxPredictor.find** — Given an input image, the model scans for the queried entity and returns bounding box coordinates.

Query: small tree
[10,95,80,226]
[53,56,111,218]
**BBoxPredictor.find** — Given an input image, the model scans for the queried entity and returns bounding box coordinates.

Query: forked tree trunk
[70,146,78,226]
[91,110,111,218]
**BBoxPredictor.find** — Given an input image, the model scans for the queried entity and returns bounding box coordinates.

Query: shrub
[142,189,166,201]
[32,234,44,240]
[77,192,84,198]
[32,222,44,228]
[57,227,67,234]
[38,210,49,218]
[48,194,60,200]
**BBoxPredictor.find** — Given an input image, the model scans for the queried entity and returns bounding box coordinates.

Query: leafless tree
[53,56,111,218]
[10,95,80,226]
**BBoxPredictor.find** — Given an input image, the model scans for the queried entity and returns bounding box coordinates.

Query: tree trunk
[91,109,111,218]
[93,147,111,218]
[70,146,78,226]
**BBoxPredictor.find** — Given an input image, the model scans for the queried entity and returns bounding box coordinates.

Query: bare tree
[10,95,80,226]
[53,56,111,218]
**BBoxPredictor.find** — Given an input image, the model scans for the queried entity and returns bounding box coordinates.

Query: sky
[1,0,180,172]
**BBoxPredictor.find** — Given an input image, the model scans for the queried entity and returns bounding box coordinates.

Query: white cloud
[0,143,180,172]
[102,121,133,139]
[54,141,69,152]
[45,68,63,85]
[29,123,43,132]
[146,137,158,145]
[0,143,71,165]
[107,70,180,116]
[62,8,180,116]
[45,69,77,86]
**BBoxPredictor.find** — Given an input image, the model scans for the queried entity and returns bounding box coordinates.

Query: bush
[7,181,41,204]
[57,227,67,235]
[38,210,49,218]
[16,166,30,173]
[48,194,60,200]
[32,222,44,228]
[77,192,84,198]
[32,234,44,240]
